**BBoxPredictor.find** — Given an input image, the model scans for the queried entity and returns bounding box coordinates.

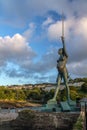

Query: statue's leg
[47,74,61,105]
[63,72,70,101]
[53,74,61,100]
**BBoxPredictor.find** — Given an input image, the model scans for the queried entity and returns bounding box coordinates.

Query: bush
[27,89,42,100]
[81,83,87,93]
[70,90,78,100]
[69,86,77,91]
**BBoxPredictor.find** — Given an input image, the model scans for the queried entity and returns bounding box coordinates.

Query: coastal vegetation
[0,78,87,106]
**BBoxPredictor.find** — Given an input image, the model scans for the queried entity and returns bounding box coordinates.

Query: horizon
[0,77,86,86]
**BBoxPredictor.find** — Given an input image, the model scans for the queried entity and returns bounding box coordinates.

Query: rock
[10,110,79,130]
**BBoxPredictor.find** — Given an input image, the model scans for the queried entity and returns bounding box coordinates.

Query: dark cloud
[0,0,87,27]
[1,46,58,83]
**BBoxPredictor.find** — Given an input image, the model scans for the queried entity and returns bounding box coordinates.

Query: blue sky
[0,0,87,85]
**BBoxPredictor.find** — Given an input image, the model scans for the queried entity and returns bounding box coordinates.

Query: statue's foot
[67,98,76,106]
[47,98,57,104]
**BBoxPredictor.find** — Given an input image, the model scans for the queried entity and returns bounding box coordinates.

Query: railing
[73,102,86,130]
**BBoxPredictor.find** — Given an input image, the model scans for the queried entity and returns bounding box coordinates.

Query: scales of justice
[42,14,76,112]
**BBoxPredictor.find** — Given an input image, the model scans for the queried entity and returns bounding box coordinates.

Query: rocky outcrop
[9,110,79,130]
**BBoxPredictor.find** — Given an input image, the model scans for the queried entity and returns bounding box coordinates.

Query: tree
[27,88,42,100]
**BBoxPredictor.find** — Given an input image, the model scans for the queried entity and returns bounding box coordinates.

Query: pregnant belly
[57,61,65,72]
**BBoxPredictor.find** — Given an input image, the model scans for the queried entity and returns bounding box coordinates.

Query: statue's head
[58,48,63,55]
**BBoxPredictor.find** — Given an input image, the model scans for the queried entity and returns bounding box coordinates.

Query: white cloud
[47,21,62,41]
[42,17,54,27]
[0,33,36,67]
[47,18,75,41]
[23,23,36,41]
[74,17,87,39]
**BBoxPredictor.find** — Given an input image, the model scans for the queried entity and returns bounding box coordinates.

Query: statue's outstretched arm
[61,36,68,58]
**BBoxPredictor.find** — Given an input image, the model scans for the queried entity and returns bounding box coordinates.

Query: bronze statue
[47,13,70,105]
[53,36,70,101]
[47,36,70,105]
[46,13,76,112]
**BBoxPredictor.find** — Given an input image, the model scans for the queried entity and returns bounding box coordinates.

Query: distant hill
[1,77,86,89]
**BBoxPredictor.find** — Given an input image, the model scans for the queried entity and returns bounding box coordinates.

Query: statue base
[60,101,71,111]
[41,98,60,112]
[46,99,58,111]
[41,99,77,112]
[68,99,76,106]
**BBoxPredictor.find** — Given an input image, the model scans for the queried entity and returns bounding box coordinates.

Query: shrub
[81,83,87,93]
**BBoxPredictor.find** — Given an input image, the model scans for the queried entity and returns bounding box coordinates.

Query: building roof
[80,98,87,102]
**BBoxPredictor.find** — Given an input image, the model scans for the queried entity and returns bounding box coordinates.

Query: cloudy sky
[0,0,87,85]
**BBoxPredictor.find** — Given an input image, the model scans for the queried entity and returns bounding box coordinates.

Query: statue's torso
[57,55,67,73]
